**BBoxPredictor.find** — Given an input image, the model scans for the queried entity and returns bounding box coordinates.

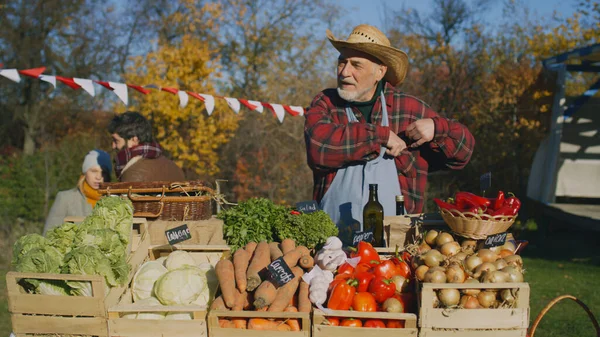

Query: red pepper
[364,319,386,328]
[368,276,396,303]
[491,204,518,216]
[493,191,505,210]
[354,271,375,292]
[389,257,411,278]
[354,262,373,275]
[455,192,491,208]
[350,241,380,265]
[327,279,357,310]
[290,210,301,215]
[336,263,355,276]
[352,292,377,312]
[505,194,522,211]
[372,260,404,279]
[433,198,458,211]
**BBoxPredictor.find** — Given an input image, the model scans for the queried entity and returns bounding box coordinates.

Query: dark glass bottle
[363,184,385,247]
[396,195,405,215]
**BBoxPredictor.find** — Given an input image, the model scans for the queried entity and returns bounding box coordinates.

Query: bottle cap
[369,184,378,189]
[396,195,404,202]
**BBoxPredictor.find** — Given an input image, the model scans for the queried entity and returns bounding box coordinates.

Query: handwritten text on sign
[296,201,320,214]
[165,224,192,245]
[353,230,374,245]
[267,257,295,287]
[484,232,507,248]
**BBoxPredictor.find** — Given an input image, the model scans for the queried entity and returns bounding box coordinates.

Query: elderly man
[304,24,475,230]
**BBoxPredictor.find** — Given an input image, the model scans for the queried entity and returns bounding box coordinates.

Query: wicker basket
[439,208,517,239]
[99,181,214,221]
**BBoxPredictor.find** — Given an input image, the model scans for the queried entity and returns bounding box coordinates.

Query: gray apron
[320,92,402,243]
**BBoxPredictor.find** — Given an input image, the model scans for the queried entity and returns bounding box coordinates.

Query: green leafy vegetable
[274,210,339,249]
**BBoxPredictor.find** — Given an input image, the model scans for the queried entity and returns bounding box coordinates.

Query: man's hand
[406,118,435,148]
[385,131,407,157]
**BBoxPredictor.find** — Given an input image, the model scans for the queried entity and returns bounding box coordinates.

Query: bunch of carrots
[211,239,315,331]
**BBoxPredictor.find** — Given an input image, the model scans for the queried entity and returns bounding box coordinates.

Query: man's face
[111,133,139,151]
[337,49,387,102]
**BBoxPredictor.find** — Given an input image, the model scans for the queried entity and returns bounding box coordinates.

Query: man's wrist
[431,116,448,141]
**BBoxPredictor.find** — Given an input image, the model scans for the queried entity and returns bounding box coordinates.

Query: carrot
[246,241,270,291]
[210,295,228,311]
[232,290,247,329]
[243,290,253,310]
[299,255,314,269]
[219,318,233,328]
[268,266,304,312]
[248,318,288,331]
[280,238,296,255]
[295,246,310,257]
[253,280,277,309]
[269,242,284,261]
[215,259,237,308]
[284,306,301,331]
[282,249,302,268]
[298,279,311,312]
[276,320,293,331]
[233,248,250,292]
[244,241,258,256]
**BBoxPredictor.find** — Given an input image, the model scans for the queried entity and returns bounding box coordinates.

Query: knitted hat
[82,149,112,174]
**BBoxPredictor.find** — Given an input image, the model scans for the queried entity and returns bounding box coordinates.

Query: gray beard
[337,86,374,102]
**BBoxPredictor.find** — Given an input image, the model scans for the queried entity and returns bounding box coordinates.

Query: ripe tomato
[340,318,363,327]
[363,319,386,328]
[326,317,340,326]
[386,320,405,328]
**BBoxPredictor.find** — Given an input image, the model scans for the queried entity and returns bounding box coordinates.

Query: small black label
[352,230,374,246]
[296,201,320,214]
[165,224,191,245]
[484,232,507,248]
[480,172,492,192]
[267,257,295,287]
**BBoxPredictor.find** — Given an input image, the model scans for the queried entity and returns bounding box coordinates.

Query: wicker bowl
[439,208,517,240]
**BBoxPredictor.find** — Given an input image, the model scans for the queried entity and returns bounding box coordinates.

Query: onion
[477,291,498,308]
[503,255,523,269]
[480,270,509,283]
[500,289,516,304]
[419,241,432,254]
[423,249,444,268]
[425,230,439,246]
[415,265,430,281]
[432,294,440,308]
[435,232,454,248]
[464,254,483,273]
[462,278,481,296]
[460,295,480,309]
[460,239,478,254]
[424,268,447,283]
[440,241,461,257]
[411,255,424,270]
[473,262,497,278]
[437,288,461,307]
[501,266,524,283]
[446,264,467,283]
[477,249,498,263]
[449,252,468,264]
[498,249,514,258]
[493,258,508,270]
[391,275,409,293]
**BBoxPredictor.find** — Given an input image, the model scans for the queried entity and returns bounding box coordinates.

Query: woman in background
[43,149,112,234]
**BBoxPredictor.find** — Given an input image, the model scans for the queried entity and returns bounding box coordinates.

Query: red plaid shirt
[304,83,475,213]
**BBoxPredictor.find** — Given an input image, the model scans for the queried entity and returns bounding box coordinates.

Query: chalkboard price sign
[165,224,192,245]
[352,230,374,246]
[484,232,507,248]
[296,201,320,214]
[267,257,295,287]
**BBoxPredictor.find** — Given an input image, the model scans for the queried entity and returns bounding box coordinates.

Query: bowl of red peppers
[433,191,521,239]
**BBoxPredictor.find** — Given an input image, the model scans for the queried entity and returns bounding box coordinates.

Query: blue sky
[341,0,578,29]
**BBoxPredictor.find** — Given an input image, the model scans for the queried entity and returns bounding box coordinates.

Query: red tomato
[364,319,386,328]
[386,320,405,328]
[340,318,362,327]
[351,292,377,312]
[326,317,340,326]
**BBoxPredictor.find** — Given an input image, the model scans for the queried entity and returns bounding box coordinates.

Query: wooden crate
[312,308,417,337]
[7,220,151,337]
[419,327,528,337]
[207,309,311,337]
[418,282,530,330]
[108,245,230,337]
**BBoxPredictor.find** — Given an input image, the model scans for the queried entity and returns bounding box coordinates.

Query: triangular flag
[108,81,128,105]
[18,67,46,78]
[239,99,258,111]
[224,97,241,114]
[199,94,215,115]
[187,91,205,101]
[264,103,285,123]
[39,75,56,88]
[56,76,81,89]
[178,90,189,108]
[161,87,178,95]
[73,78,95,97]
[247,100,264,113]
[0,69,21,83]
[95,80,112,90]
[127,84,150,95]
[284,105,304,117]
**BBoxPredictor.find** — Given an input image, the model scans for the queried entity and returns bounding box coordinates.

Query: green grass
[0,221,598,336]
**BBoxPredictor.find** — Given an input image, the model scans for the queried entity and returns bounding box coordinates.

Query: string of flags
[0,66,306,123]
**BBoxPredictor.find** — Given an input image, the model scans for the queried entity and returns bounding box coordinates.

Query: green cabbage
[74,228,127,264]
[154,266,207,305]
[62,245,120,297]
[14,245,69,295]
[46,223,80,255]
[12,234,48,265]
[87,196,133,244]
[132,261,168,302]
[132,297,166,320]
[164,251,196,271]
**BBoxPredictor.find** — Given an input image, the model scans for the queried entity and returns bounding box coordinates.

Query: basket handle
[133,201,165,218]
[127,186,167,202]
[529,294,600,337]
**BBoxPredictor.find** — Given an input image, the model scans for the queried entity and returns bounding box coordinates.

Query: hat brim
[327,30,409,86]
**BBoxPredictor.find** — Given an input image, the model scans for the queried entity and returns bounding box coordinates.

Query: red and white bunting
[224,97,241,114]
[177,90,189,108]
[0,69,21,83]
[18,67,46,79]
[73,78,95,97]
[39,75,56,88]
[199,94,215,115]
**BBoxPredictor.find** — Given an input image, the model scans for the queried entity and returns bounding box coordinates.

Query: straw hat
[326,24,409,86]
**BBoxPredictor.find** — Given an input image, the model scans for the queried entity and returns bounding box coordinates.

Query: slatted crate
[107,244,230,337]
[313,308,418,337]
[207,309,311,337]
[418,282,530,337]
[7,220,150,337]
